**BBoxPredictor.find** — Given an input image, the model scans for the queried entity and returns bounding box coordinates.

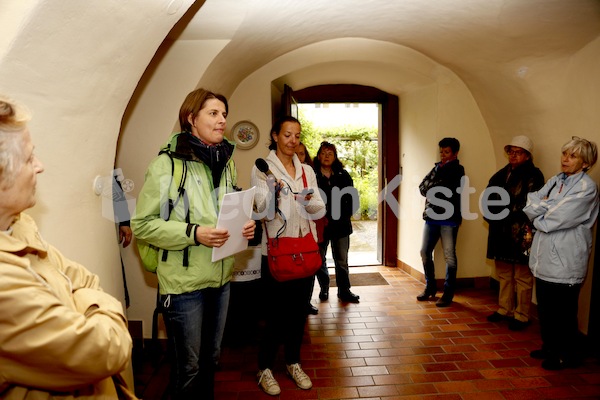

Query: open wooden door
[286,84,399,267]
[281,84,298,119]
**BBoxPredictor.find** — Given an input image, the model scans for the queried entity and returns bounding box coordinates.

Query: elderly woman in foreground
[0,95,136,398]
[524,136,599,371]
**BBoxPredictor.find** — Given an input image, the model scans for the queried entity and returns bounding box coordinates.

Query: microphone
[255,158,279,193]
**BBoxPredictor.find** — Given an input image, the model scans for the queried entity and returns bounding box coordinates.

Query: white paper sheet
[211,186,256,262]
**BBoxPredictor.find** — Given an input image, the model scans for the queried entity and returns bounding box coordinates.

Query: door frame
[285,84,399,266]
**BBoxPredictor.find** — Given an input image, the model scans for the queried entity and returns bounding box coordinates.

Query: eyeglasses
[507,149,526,156]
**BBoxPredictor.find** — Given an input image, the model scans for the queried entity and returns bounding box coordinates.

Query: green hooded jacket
[132,132,237,295]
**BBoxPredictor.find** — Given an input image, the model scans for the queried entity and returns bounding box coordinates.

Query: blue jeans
[160,283,230,399]
[316,235,351,293]
[420,223,459,299]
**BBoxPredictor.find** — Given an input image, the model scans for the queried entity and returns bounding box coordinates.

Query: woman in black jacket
[313,141,360,303]
[417,137,465,307]
[485,136,544,330]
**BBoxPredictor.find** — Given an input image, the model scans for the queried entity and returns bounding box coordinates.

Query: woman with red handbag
[251,116,325,396]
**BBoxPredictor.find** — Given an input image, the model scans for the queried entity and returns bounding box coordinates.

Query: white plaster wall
[398,86,440,273]
[116,39,231,338]
[0,0,195,338]
[534,37,600,332]
[398,75,496,282]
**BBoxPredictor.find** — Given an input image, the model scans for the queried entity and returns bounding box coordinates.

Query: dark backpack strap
[157,149,191,267]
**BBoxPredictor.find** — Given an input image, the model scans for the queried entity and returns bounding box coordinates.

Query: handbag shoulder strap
[300,165,315,238]
[301,165,308,189]
[265,165,313,241]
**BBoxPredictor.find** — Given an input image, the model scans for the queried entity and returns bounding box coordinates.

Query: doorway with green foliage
[278,84,400,267]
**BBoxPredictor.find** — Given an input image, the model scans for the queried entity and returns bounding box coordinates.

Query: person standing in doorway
[485,135,544,331]
[313,141,360,303]
[417,137,465,307]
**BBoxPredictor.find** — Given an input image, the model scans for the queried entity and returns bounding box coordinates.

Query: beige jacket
[0,213,136,399]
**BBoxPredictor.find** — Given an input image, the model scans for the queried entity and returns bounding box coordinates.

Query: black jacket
[485,160,544,264]
[315,167,359,239]
[419,159,465,226]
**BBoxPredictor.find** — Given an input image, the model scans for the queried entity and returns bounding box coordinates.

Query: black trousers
[258,256,312,369]
[535,277,581,361]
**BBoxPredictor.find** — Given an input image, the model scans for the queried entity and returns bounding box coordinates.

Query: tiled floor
[134,265,600,399]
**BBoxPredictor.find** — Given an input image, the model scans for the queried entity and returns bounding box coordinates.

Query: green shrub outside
[299,112,378,220]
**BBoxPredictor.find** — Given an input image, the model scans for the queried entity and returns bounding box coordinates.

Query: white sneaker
[286,363,312,390]
[257,368,281,396]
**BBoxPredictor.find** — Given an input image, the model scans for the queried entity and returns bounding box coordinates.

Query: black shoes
[416,289,436,301]
[487,312,509,322]
[541,357,580,371]
[319,290,329,301]
[530,349,550,360]
[487,312,530,331]
[508,319,530,331]
[307,304,319,315]
[435,296,453,307]
[530,348,580,370]
[338,291,360,303]
[416,289,451,307]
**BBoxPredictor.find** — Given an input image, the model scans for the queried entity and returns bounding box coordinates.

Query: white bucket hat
[504,135,533,154]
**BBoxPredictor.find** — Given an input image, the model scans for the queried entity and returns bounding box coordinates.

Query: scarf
[187,134,233,189]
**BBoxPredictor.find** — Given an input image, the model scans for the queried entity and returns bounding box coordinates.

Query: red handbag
[265,166,322,282]
[266,233,322,282]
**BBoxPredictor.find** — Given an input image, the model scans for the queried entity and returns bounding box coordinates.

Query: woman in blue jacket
[524,136,598,371]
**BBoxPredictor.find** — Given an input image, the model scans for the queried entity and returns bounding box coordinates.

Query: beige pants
[495,260,533,322]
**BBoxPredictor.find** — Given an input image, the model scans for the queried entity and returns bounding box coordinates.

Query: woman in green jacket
[132,88,255,399]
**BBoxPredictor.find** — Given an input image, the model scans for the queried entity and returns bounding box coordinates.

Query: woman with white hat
[484,135,545,330]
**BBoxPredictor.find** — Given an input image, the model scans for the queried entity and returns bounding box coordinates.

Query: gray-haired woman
[524,136,599,370]
[0,95,136,398]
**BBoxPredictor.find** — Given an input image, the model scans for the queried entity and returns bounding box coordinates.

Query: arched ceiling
[169,0,600,97]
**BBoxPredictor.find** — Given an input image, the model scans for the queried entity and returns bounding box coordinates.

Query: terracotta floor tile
[316,386,359,399]
[444,370,484,381]
[433,380,478,393]
[133,266,600,400]
[461,392,505,400]
[471,378,514,391]
[489,357,527,369]
[510,376,552,389]
[501,388,547,400]
[350,365,389,376]
[409,372,449,383]
[394,382,438,396]
[372,373,412,385]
